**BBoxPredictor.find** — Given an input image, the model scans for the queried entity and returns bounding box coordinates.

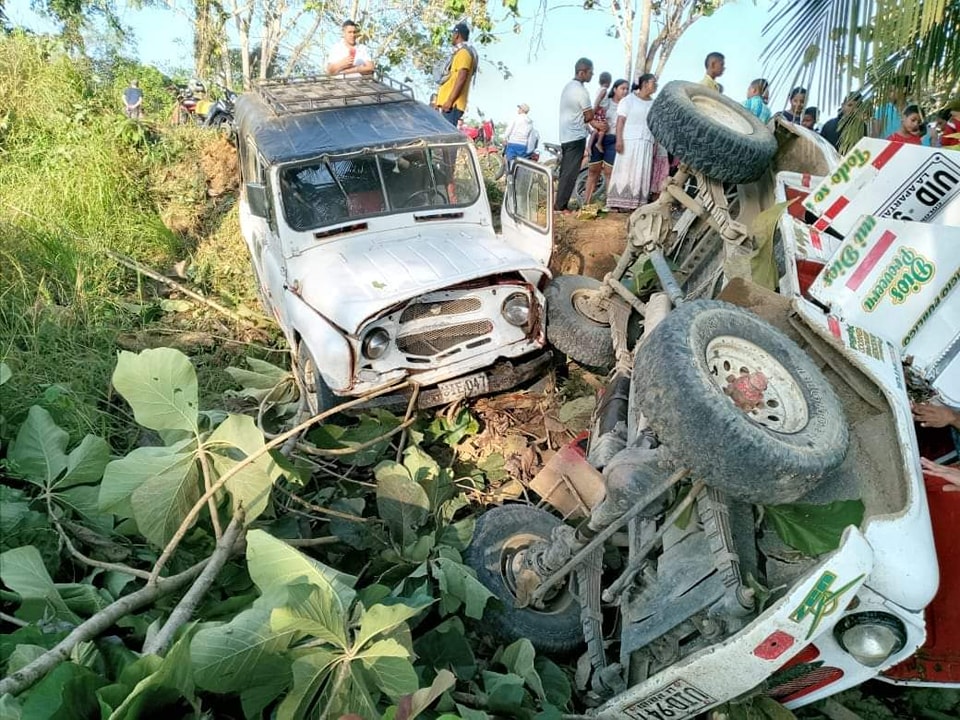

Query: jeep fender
[286,295,353,392]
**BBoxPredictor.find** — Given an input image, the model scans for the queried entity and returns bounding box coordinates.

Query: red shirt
[942,119,960,147]
[886,131,922,145]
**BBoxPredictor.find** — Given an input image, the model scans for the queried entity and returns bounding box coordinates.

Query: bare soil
[550,212,630,280]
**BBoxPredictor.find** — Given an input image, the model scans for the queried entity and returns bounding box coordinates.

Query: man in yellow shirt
[436,22,478,126]
[701,52,725,93]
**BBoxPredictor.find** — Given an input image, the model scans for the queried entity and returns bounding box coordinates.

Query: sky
[7,1,807,144]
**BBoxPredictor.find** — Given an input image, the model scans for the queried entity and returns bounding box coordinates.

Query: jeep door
[500,159,553,266]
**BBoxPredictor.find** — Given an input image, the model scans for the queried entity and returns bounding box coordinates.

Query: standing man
[326,20,375,77]
[701,52,725,93]
[503,103,536,169]
[555,58,606,213]
[435,22,478,127]
[123,80,143,119]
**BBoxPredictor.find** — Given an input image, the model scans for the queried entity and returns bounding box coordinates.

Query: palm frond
[762,0,959,119]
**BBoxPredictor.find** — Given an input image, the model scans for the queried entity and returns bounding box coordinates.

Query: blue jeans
[441,108,463,127]
[505,143,532,170]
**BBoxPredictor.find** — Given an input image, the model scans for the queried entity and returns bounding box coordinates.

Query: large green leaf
[0,546,76,622]
[0,693,21,720]
[275,650,340,720]
[355,600,432,650]
[501,639,544,702]
[190,585,300,694]
[246,529,356,612]
[413,617,477,681]
[360,652,418,700]
[534,657,571,709]
[481,671,526,714]
[108,626,196,720]
[208,414,282,521]
[18,662,106,720]
[431,557,495,620]
[7,406,68,488]
[112,348,199,433]
[394,669,456,720]
[764,500,865,557]
[57,435,111,489]
[129,452,202,549]
[99,440,195,520]
[375,461,430,545]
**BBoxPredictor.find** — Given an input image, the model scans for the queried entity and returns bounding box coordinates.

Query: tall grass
[0,34,239,445]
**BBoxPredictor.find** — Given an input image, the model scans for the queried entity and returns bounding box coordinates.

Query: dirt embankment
[550,213,629,280]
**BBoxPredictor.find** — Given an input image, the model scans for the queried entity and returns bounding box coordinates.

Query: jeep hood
[292,230,545,332]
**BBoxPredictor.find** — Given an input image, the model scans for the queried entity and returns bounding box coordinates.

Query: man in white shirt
[504,103,536,169]
[326,20,375,77]
[555,58,606,212]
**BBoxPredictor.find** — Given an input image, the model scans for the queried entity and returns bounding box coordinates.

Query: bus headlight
[834,612,907,667]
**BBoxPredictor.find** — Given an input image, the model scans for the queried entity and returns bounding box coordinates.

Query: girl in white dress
[607,74,659,211]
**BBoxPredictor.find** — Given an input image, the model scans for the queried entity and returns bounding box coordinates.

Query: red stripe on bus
[846,230,897,290]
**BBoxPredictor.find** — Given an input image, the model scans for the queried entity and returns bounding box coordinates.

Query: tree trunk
[634,0,653,79]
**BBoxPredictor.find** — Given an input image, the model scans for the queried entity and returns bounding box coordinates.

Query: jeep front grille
[396,320,493,357]
[400,297,482,323]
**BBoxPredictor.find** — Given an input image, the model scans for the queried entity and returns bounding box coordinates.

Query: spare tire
[649,81,777,184]
[633,300,848,504]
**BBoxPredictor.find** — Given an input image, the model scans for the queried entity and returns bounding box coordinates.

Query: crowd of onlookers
[319,18,960,214]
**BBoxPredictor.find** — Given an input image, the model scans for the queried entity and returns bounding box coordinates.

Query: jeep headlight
[501,292,531,327]
[834,612,907,667]
[361,328,391,360]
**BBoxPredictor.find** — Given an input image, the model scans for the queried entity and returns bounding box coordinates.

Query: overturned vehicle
[466,81,960,716]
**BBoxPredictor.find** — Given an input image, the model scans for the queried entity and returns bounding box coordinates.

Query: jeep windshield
[279,144,481,231]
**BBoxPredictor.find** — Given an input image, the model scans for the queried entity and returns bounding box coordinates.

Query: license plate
[622,679,716,720]
[437,372,489,402]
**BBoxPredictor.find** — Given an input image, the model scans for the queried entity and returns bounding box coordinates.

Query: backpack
[434,44,479,87]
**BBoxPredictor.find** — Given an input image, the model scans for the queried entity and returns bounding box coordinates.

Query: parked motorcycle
[172,81,237,133]
[540,141,605,206]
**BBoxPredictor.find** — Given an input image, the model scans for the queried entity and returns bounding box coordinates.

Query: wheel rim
[571,289,609,326]
[705,336,808,433]
[499,533,572,615]
[691,96,755,135]
[296,344,320,415]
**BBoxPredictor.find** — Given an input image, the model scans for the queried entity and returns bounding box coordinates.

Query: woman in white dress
[607,73,659,211]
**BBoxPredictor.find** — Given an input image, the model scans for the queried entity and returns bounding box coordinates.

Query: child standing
[742,79,772,123]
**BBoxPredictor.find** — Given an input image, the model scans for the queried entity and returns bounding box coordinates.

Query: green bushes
[0,34,241,445]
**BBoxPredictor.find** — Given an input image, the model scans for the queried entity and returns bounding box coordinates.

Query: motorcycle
[172,82,237,133]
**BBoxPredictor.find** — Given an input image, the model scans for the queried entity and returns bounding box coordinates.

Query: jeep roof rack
[254,74,415,115]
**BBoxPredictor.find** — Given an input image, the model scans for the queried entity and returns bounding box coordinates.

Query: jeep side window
[240,136,263,184]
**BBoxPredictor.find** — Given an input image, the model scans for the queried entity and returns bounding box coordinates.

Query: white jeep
[234,75,555,411]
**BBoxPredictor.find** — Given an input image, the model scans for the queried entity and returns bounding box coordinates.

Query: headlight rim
[833,611,908,668]
[501,291,531,327]
[361,327,391,360]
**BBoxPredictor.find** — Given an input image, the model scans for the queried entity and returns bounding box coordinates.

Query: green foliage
[99,348,284,546]
[763,500,865,556]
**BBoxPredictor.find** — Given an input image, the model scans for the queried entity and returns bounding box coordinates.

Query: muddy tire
[649,81,777,184]
[633,300,848,504]
[295,342,344,416]
[464,505,582,654]
[544,276,615,370]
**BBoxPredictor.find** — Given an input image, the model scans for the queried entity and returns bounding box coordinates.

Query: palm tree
[762,1,959,132]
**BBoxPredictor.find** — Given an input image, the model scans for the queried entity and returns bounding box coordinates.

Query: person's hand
[594,120,608,134]
[921,457,960,491]
[440,103,453,113]
[615,138,624,154]
[911,402,960,429]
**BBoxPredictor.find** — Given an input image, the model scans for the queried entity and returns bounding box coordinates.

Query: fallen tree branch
[283,536,339,548]
[104,249,263,327]
[0,612,28,629]
[143,512,245,656]
[46,494,152,581]
[147,381,410,585]
[0,556,210,697]
[275,485,367,523]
